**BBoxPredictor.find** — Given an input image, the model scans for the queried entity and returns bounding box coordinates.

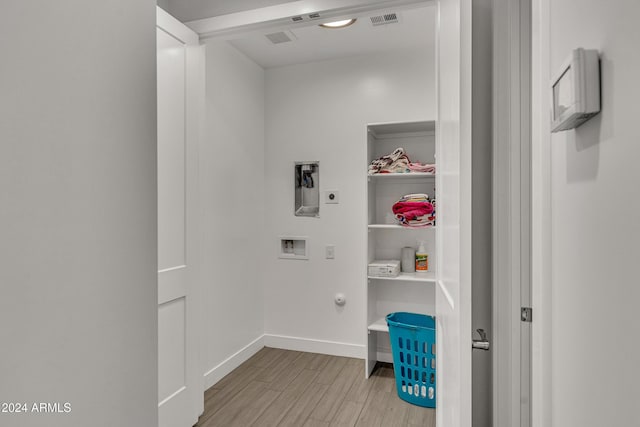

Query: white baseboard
[263,334,365,359]
[203,335,265,390]
[377,350,394,364]
[203,334,367,390]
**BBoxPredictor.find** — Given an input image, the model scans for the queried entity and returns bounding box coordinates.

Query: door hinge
[521,307,532,322]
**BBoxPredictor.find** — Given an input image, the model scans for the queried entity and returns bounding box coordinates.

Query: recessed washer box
[278,236,308,260]
[295,162,319,217]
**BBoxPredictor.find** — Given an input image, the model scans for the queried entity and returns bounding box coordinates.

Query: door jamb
[530,0,552,425]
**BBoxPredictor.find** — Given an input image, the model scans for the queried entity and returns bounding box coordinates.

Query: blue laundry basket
[386,312,436,408]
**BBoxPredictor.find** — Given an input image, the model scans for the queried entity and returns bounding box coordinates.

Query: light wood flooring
[195,347,435,427]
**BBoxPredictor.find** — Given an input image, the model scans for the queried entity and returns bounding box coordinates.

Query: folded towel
[408,163,436,174]
[368,147,411,174]
[398,193,430,201]
[368,148,437,176]
[392,194,436,227]
[392,201,434,216]
[392,201,434,222]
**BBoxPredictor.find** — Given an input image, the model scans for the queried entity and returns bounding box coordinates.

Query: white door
[157,8,203,427]
[435,0,473,426]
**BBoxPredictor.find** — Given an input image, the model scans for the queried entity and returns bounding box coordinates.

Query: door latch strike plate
[521,307,532,322]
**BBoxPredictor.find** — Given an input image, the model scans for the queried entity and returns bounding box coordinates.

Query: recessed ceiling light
[319,19,356,29]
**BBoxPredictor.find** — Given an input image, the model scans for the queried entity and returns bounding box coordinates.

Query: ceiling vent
[369,12,399,26]
[291,12,321,23]
[265,31,294,44]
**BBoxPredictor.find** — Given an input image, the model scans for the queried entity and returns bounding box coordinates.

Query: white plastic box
[368,260,401,277]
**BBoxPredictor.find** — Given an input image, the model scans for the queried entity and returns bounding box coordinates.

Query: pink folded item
[392,201,434,222]
[408,163,436,173]
[392,201,434,215]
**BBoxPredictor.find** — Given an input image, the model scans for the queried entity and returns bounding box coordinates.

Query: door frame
[179,1,480,425]
[530,0,552,425]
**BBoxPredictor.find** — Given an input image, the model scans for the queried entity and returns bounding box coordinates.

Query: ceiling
[227,4,435,68]
[163,0,299,23]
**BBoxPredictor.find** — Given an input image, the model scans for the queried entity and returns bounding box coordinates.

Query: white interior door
[435,0,473,426]
[157,8,203,427]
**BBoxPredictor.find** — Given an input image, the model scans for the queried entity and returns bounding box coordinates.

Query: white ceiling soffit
[165,0,299,23]
[228,4,434,69]
[186,0,433,40]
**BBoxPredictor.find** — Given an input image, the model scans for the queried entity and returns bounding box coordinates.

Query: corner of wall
[200,39,267,386]
[203,335,265,389]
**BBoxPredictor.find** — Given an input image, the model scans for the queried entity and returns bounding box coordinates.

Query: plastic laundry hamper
[386,312,436,408]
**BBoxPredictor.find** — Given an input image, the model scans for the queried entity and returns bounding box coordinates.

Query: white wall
[263,48,434,355]
[0,2,157,427]
[543,1,640,425]
[200,40,266,386]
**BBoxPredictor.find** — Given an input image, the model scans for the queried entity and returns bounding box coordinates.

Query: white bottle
[415,241,428,272]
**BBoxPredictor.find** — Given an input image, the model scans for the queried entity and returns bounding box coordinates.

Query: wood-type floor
[195,347,435,427]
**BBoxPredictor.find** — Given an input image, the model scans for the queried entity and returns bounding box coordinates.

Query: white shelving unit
[367,317,389,333]
[365,120,437,376]
[367,224,436,230]
[368,172,436,179]
[367,271,436,283]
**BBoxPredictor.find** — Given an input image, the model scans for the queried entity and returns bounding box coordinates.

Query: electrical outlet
[325,190,339,204]
[325,245,335,259]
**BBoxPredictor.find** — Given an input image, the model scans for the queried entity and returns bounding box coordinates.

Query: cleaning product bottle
[415,241,429,272]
